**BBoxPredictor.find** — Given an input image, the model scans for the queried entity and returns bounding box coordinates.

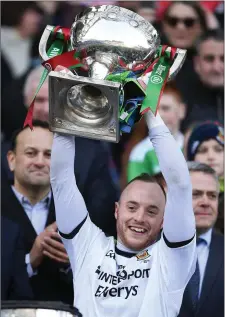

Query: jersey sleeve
[158,234,197,292]
[50,133,108,276]
[147,113,196,243]
[60,215,106,278]
[145,112,197,291]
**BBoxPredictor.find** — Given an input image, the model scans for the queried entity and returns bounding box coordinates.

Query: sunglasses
[165,16,197,28]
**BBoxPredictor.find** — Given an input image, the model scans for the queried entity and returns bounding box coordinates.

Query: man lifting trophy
[25,5,197,317]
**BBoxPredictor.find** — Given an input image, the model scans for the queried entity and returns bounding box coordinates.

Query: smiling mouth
[195,212,211,216]
[31,171,48,175]
[129,226,147,234]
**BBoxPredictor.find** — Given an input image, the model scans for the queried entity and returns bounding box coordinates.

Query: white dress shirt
[197,228,212,297]
[12,186,51,277]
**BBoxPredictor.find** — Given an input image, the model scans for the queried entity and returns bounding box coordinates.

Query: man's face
[115,180,165,251]
[25,81,49,122]
[7,127,53,189]
[158,92,185,135]
[191,171,219,234]
[194,39,224,88]
[194,139,224,177]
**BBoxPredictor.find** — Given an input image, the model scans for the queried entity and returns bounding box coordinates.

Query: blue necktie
[187,237,205,311]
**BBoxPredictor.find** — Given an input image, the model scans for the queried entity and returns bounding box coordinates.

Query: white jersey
[62,215,196,317]
[51,116,197,317]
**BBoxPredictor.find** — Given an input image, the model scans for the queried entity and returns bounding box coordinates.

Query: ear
[7,150,16,172]
[193,55,200,74]
[178,102,186,120]
[115,202,119,220]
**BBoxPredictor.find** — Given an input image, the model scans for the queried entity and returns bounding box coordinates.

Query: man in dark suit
[2,120,118,304]
[1,216,33,300]
[178,162,224,317]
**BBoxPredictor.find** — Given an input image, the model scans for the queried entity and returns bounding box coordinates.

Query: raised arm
[50,133,88,235]
[145,111,195,243]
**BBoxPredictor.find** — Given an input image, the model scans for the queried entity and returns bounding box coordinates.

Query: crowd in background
[1,1,224,316]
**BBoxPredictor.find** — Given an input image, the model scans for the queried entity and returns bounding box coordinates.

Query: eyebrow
[148,205,159,210]
[127,201,139,206]
[193,189,218,195]
[127,201,159,210]
[24,147,37,151]
[24,147,51,152]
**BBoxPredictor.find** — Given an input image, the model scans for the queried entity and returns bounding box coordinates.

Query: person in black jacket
[1,216,33,300]
[2,120,118,304]
[180,29,224,130]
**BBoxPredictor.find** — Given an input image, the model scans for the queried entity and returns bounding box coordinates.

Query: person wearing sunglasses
[161,1,207,50]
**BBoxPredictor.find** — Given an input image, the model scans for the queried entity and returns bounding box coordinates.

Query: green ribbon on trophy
[24,26,177,133]
[24,27,85,129]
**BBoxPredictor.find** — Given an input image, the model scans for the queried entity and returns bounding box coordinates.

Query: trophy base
[49,72,121,143]
[50,118,119,143]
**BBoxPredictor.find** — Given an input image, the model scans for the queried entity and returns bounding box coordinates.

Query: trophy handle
[168,48,187,81]
[39,25,64,61]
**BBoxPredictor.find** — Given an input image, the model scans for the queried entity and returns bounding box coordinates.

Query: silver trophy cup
[39,5,186,142]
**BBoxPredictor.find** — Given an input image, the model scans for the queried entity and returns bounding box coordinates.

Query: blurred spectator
[187,121,224,183]
[1,216,33,300]
[127,82,186,182]
[1,1,44,90]
[187,121,224,234]
[194,29,223,89]
[178,162,224,317]
[178,29,224,130]
[161,1,207,50]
